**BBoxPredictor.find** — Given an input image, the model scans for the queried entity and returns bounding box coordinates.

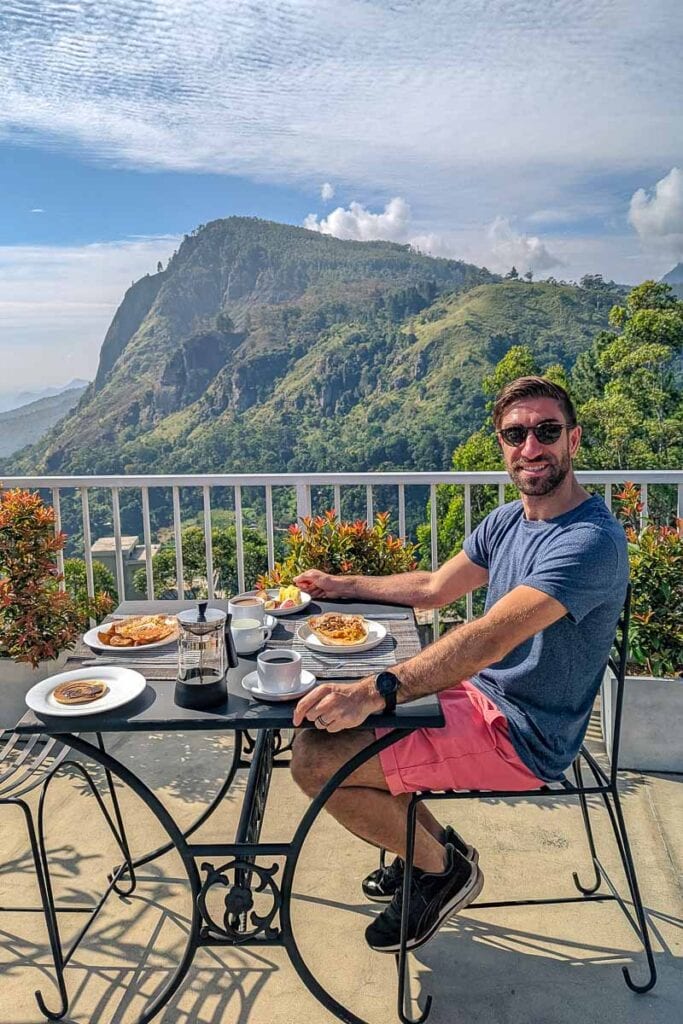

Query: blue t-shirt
[463,495,628,781]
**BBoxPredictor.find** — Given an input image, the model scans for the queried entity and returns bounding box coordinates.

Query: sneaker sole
[363,844,479,904]
[367,864,485,953]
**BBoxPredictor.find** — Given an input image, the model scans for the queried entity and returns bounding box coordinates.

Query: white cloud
[30,207,44,214]
[320,182,334,202]
[629,167,683,257]
[527,209,577,226]
[305,197,411,242]
[486,217,563,273]
[0,1,680,218]
[0,237,178,389]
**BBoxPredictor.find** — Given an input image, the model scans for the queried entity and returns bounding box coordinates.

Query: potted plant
[257,510,418,587]
[601,483,683,770]
[0,487,112,728]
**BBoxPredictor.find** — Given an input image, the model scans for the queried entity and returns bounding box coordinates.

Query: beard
[509,448,571,496]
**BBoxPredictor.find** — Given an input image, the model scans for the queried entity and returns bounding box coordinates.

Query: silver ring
[316,715,329,727]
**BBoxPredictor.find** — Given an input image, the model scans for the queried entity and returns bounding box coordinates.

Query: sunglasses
[497,421,573,447]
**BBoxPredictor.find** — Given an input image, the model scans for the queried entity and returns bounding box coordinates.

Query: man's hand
[294,568,342,599]
[293,677,384,731]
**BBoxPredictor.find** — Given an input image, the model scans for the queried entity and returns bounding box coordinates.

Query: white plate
[241,669,317,702]
[236,589,312,617]
[83,617,179,653]
[298,619,387,654]
[25,666,147,718]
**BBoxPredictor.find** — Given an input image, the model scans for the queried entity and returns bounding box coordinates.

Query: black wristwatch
[375,670,400,713]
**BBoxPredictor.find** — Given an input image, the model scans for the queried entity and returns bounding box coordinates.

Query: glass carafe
[175,601,228,709]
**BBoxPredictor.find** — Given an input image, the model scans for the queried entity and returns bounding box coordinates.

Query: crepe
[53,680,109,705]
[97,615,178,648]
[307,612,369,646]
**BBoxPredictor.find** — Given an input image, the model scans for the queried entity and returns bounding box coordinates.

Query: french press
[175,601,238,709]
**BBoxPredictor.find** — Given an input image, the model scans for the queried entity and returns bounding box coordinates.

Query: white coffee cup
[256,648,302,693]
[229,594,266,624]
[231,617,272,654]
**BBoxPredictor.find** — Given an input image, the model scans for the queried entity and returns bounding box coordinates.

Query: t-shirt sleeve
[521,525,621,624]
[463,515,491,569]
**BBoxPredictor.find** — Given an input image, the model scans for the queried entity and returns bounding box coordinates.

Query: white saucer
[241,669,316,702]
[298,619,387,654]
[26,666,147,717]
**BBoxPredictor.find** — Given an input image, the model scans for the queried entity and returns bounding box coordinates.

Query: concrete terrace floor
[1,713,681,1024]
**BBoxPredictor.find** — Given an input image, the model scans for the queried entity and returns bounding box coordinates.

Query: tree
[156,260,163,274]
[573,281,683,470]
[64,558,117,600]
[524,269,534,282]
[216,311,235,334]
[505,266,519,280]
[133,524,268,598]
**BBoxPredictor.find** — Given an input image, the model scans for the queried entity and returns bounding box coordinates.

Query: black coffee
[268,656,294,663]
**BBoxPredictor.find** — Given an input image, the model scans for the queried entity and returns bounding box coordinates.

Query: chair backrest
[606,583,632,783]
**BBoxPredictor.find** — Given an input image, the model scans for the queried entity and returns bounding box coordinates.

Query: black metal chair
[393,585,657,1023]
[0,730,135,1021]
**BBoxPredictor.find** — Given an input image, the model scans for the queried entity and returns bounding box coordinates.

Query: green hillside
[11,218,621,477]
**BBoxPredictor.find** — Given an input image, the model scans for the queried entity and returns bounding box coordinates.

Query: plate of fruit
[253,585,312,616]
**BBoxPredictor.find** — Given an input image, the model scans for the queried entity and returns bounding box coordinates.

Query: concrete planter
[0,652,69,731]
[601,666,683,772]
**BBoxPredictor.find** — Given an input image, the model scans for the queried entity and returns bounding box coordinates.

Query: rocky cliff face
[18,217,495,473]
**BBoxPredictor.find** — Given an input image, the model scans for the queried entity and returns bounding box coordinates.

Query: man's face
[497,398,582,496]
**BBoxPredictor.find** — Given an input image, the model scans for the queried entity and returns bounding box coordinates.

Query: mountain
[12,217,621,477]
[0,385,87,458]
[662,262,683,299]
[0,379,89,415]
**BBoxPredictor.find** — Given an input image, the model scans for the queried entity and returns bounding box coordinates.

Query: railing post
[141,486,155,599]
[296,482,311,522]
[203,486,215,600]
[111,487,126,602]
[430,484,439,638]
[52,487,65,592]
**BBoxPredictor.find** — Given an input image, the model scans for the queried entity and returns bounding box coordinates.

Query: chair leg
[571,759,602,895]
[601,786,657,993]
[9,800,70,1021]
[395,795,433,1024]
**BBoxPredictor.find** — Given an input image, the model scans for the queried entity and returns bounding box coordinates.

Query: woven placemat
[65,613,423,682]
[265,617,421,679]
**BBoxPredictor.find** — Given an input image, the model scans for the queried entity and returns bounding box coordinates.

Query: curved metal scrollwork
[198,859,281,942]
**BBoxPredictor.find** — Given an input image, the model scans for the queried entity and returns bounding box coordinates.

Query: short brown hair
[492,376,577,430]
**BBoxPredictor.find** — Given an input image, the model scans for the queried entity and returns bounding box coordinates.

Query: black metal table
[13,599,444,1024]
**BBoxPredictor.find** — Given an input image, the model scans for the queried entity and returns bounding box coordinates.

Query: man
[290,376,628,955]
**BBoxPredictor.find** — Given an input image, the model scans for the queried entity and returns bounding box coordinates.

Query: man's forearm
[392,615,507,703]
[335,570,437,606]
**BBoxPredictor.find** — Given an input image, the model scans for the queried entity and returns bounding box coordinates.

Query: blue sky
[1,0,682,389]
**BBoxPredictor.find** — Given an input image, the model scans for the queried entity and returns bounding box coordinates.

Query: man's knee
[290,731,337,798]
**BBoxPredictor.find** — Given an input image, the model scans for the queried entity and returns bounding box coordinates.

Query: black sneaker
[365,844,484,953]
[362,826,478,903]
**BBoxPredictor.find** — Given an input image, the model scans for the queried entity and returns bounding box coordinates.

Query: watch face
[376,671,398,696]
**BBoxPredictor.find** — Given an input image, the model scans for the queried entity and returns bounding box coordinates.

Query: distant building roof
[92,535,139,556]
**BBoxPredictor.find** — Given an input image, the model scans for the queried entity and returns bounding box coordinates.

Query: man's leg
[290,729,447,874]
[290,727,484,954]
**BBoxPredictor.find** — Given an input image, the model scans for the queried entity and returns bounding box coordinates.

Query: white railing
[4,471,682,629]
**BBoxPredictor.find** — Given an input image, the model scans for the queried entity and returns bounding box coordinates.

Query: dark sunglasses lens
[500,427,527,446]
[535,423,564,444]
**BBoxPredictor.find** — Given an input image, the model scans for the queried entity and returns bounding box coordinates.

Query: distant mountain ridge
[0,378,89,415]
[0,385,87,458]
[662,262,683,298]
[11,217,623,477]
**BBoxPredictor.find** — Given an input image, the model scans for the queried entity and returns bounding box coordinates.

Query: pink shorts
[376,681,544,796]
